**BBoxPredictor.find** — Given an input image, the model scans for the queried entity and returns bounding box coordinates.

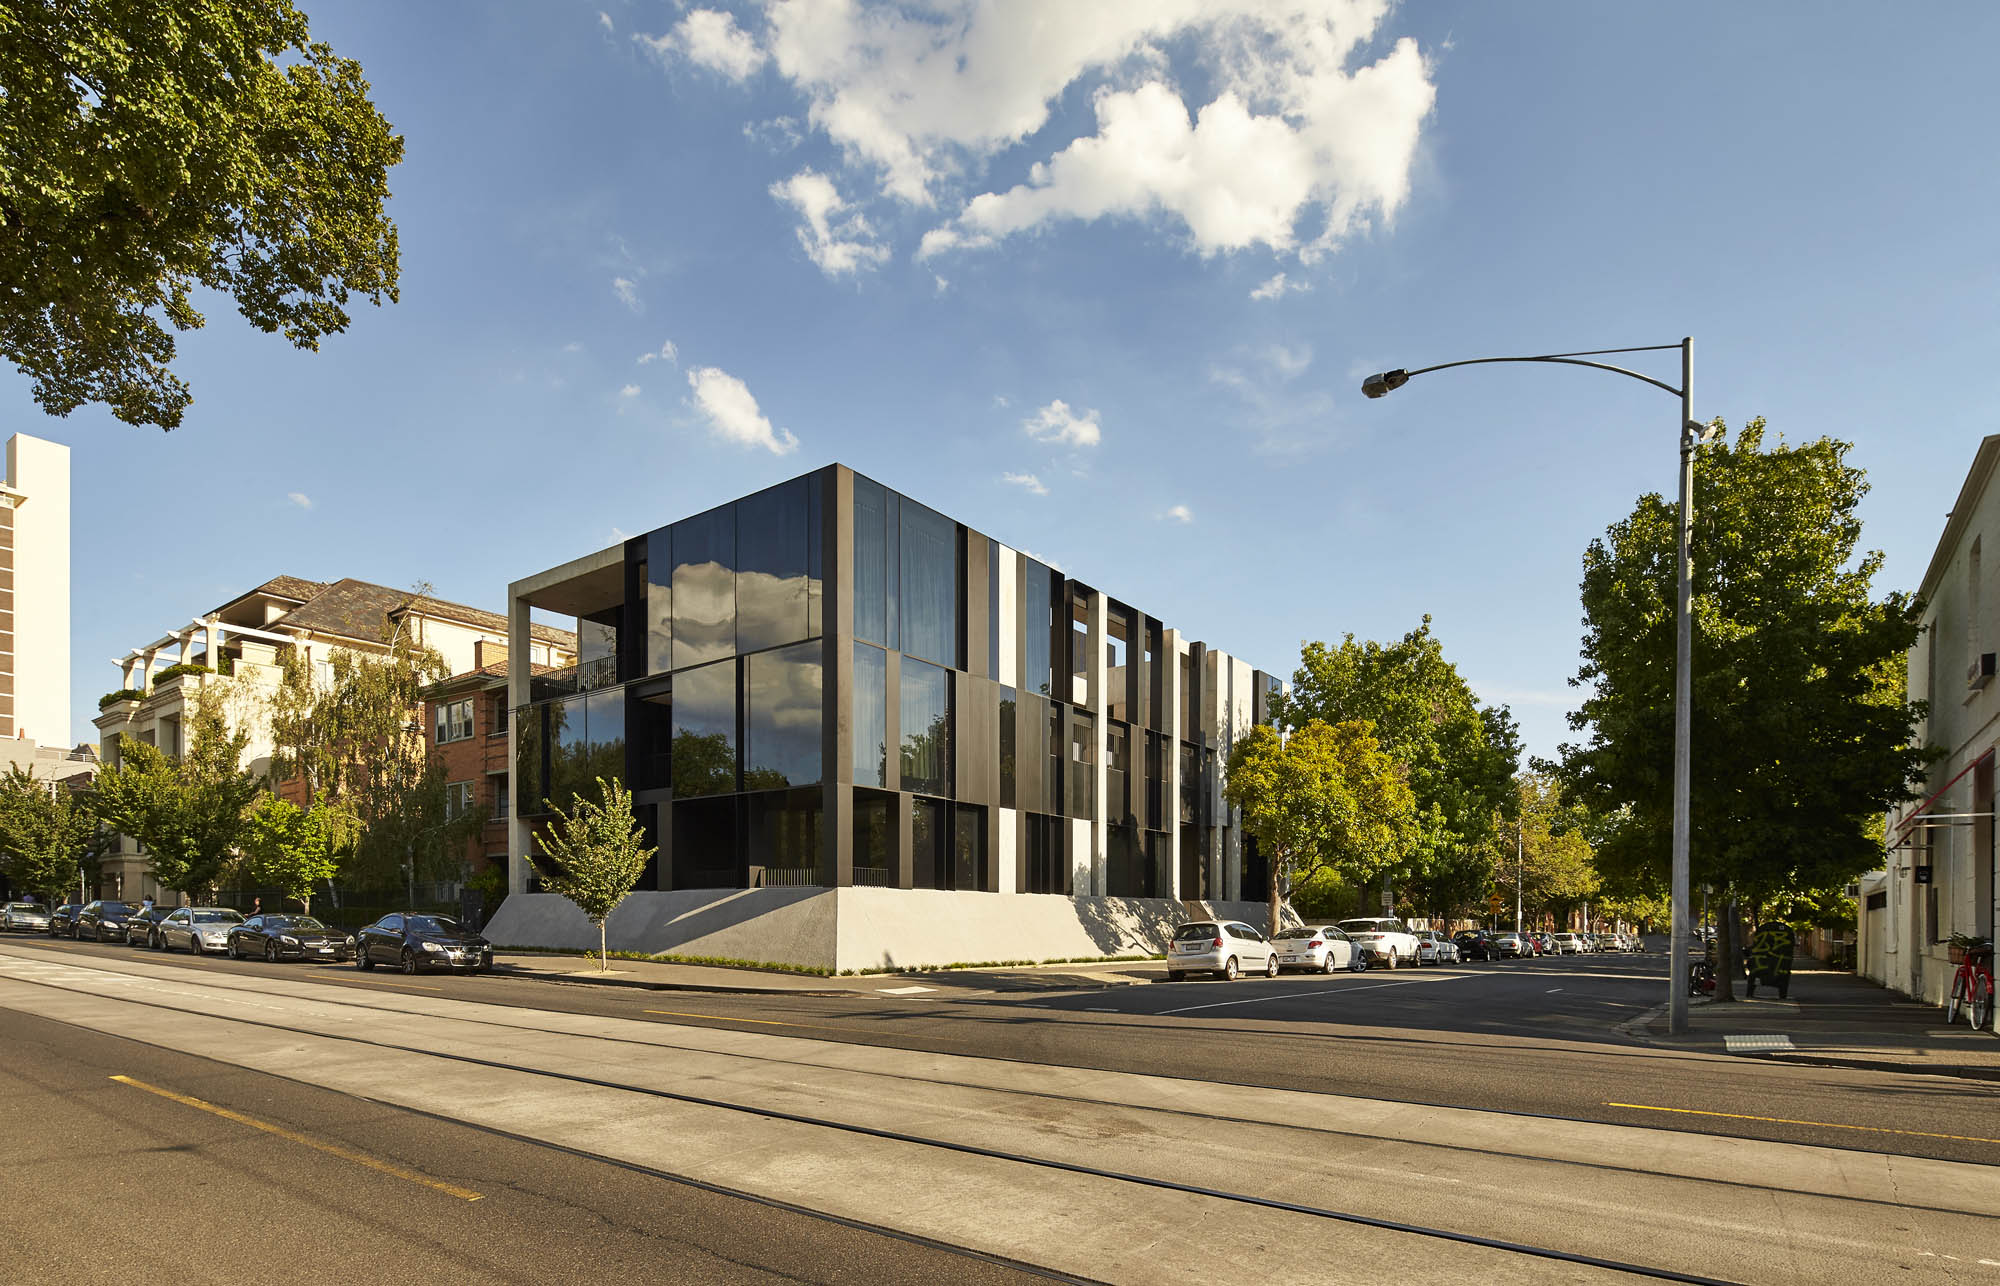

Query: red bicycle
[1946,941,1993,1031]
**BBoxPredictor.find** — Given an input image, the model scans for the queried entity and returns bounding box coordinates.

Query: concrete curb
[489,962,854,998]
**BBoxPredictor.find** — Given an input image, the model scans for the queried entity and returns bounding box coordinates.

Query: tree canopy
[91,684,261,896]
[242,793,353,914]
[1224,719,1417,935]
[1272,619,1520,916]
[0,766,107,903]
[1558,419,1932,919]
[1,0,403,429]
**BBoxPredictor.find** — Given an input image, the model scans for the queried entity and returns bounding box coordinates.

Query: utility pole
[1515,812,1524,934]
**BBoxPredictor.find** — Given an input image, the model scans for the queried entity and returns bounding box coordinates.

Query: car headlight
[345,936,356,947]
[420,941,443,953]
[279,936,299,946]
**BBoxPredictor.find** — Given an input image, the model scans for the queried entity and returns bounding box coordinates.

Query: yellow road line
[1605,1101,2000,1146]
[643,1009,962,1042]
[110,1076,483,1200]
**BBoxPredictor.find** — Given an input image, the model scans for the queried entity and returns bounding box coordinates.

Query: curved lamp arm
[1362,343,1686,401]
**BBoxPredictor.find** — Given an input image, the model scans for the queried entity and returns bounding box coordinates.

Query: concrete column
[140,648,157,689]
[121,657,138,690]
[824,467,854,888]
[506,586,532,894]
[177,632,192,666]
[1163,629,1183,901]
[1087,589,1107,897]
[205,620,219,670]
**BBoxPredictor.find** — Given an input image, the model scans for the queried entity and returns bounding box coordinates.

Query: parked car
[355,913,494,975]
[1551,932,1584,954]
[74,900,136,943]
[228,913,356,963]
[1523,932,1546,956]
[1534,932,1557,955]
[1414,930,1458,965]
[47,903,83,937]
[1270,924,1365,974]
[157,906,246,954]
[2,901,50,933]
[1452,929,1499,961]
[1166,920,1278,981]
[1489,931,1532,958]
[1336,917,1421,969]
[125,906,174,948]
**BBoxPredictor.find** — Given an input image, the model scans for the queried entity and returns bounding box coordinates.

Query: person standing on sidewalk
[1745,920,1797,1000]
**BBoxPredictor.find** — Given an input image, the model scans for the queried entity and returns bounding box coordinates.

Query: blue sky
[15,1,1999,762]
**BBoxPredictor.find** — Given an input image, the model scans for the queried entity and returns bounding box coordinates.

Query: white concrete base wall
[485,890,1281,973]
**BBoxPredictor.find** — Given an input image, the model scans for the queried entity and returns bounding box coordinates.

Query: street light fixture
[1360,339,1713,1035]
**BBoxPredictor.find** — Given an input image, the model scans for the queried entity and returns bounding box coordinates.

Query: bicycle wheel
[1947,973,1968,1025]
[1974,973,1993,1032]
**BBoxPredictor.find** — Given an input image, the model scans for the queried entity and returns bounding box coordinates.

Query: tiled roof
[424,660,564,698]
[206,575,328,617]
[271,579,576,648]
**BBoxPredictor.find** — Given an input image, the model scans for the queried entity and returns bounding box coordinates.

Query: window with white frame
[436,697,474,744]
[444,781,476,821]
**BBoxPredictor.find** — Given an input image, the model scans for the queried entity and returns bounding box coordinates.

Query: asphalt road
[0,1005,1055,1285]
[10,932,2000,1165]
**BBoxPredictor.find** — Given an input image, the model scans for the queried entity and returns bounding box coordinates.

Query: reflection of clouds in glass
[747,642,822,788]
[673,559,734,666]
[672,658,736,796]
[737,568,808,653]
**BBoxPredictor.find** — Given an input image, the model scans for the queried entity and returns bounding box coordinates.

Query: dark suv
[1452,929,1500,961]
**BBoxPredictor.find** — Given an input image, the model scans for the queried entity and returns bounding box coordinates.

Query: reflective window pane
[671,658,736,797]
[1105,721,1130,826]
[853,787,894,885]
[632,688,671,792]
[515,704,546,815]
[646,529,673,674]
[578,610,618,691]
[672,796,739,889]
[899,499,956,666]
[745,641,822,790]
[1068,710,1095,819]
[736,479,810,654]
[584,686,626,795]
[673,505,735,668]
[747,788,821,885]
[852,642,887,789]
[548,694,589,813]
[998,686,1016,810]
[952,803,985,892]
[854,476,887,645]
[911,796,944,889]
[899,658,951,798]
[1024,561,1055,698]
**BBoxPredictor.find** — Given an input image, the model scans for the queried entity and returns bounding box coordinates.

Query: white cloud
[597,11,612,34]
[612,276,641,311]
[933,273,950,295]
[769,169,889,276]
[1267,342,1312,378]
[686,366,799,455]
[1250,271,1309,300]
[619,383,641,398]
[287,492,312,510]
[561,340,584,353]
[993,394,1010,408]
[1164,503,1192,524]
[637,339,679,366]
[678,9,768,79]
[754,3,1434,262]
[1001,471,1048,496]
[1023,399,1101,449]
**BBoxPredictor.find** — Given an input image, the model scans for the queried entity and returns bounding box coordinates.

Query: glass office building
[505,466,1283,901]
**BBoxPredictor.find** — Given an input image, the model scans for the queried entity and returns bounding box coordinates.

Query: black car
[227,913,355,963]
[126,906,174,948]
[1452,930,1500,961]
[74,900,136,943]
[355,913,493,974]
[47,903,83,937]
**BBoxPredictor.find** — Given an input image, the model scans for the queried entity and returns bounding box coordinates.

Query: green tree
[266,619,478,894]
[92,685,261,897]
[1,0,403,430]
[526,777,656,972]
[242,794,354,914]
[1559,419,1933,996]
[1224,720,1418,936]
[0,767,107,903]
[1490,772,1599,928]
[1272,620,1521,912]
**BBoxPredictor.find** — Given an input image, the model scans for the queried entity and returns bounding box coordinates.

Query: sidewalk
[1628,964,2000,1081]
[490,950,1163,997]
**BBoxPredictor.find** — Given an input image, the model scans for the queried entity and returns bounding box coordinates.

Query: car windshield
[193,910,244,924]
[99,902,132,914]
[1337,921,1384,934]
[407,915,461,934]
[267,916,327,930]
[1173,924,1219,940]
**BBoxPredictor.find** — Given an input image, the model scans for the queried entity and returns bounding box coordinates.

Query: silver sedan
[2,902,50,932]
[157,906,246,954]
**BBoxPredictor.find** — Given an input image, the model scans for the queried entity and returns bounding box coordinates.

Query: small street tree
[1224,720,1418,936]
[92,685,261,899]
[242,795,355,915]
[0,766,107,904]
[526,777,656,972]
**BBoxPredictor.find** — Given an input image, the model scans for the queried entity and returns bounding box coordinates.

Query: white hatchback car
[1167,920,1279,981]
[1551,932,1585,954]
[1270,925,1366,974]
[1415,930,1459,965]
[1337,917,1422,968]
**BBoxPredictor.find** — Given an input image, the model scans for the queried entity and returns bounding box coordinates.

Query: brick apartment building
[425,642,548,885]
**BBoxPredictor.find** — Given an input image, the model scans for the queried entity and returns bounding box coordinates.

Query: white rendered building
[2,432,70,749]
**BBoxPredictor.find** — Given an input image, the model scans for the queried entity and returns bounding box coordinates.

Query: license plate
[1279,954,1301,963]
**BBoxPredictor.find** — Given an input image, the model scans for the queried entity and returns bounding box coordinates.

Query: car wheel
[401,949,418,975]
[265,941,279,963]
[1167,970,1185,982]
[356,948,374,971]
[189,935,203,956]
[1322,952,1338,974]
[1265,954,1279,978]
[1351,955,1367,972]
[1220,956,1238,982]
[1382,949,1396,970]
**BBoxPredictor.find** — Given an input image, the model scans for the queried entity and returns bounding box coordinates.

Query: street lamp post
[1362,340,1715,1035]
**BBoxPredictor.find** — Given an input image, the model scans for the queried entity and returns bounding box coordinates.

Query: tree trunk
[598,919,608,973]
[1268,853,1284,937]
[1713,898,1741,1003]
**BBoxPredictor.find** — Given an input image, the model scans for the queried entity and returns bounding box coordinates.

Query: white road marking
[876,984,935,995]
[1723,1034,1797,1053]
[1546,988,1563,993]
[1155,976,1460,1016]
